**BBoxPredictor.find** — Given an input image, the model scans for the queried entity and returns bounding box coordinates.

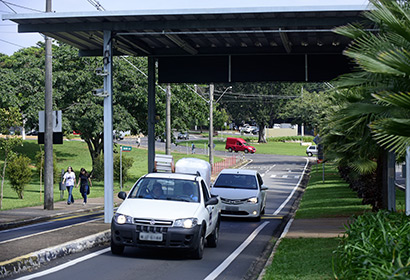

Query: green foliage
[92,155,104,181]
[113,153,134,182]
[267,136,314,143]
[6,154,32,199]
[334,211,410,279]
[34,149,59,184]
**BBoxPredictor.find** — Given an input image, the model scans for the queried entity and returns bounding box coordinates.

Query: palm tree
[334,0,410,157]
[322,0,410,209]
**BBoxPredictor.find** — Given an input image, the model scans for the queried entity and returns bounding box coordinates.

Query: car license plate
[139,232,163,242]
[226,206,239,211]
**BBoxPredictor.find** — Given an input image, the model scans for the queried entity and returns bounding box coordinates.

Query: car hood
[211,188,259,199]
[116,198,201,220]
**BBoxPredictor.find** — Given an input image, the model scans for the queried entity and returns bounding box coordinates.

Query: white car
[111,172,221,259]
[210,169,267,221]
[306,145,318,157]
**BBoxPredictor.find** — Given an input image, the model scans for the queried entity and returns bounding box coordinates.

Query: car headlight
[247,197,258,204]
[174,218,198,229]
[114,213,133,224]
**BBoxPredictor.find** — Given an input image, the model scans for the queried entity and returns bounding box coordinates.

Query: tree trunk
[0,152,7,210]
[84,134,104,174]
[258,124,267,143]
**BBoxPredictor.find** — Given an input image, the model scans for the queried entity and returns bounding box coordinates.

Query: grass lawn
[0,139,222,210]
[263,238,339,280]
[264,163,372,280]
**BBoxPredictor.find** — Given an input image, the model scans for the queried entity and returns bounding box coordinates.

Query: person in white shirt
[62,166,76,205]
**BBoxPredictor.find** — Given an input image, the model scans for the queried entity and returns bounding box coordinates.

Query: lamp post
[209,85,232,166]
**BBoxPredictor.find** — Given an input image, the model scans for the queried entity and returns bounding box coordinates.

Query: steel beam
[148,57,156,172]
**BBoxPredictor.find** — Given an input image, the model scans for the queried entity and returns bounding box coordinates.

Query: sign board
[122,146,132,152]
[38,110,63,145]
[39,110,62,133]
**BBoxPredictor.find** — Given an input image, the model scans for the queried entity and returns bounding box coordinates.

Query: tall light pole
[165,84,171,155]
[209,84,214,166]
[209,85,232,166]
[44,0,53,210]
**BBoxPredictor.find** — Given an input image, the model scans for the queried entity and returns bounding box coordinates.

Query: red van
[225,137,256,153]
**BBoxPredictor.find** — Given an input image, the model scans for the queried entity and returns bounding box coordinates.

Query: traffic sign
[121,146,132,152]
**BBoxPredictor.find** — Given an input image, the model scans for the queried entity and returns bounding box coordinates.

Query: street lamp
[215,86,232,103]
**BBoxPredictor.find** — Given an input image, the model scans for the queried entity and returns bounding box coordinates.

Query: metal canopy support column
[387,151,396,211]
[165,84,171,155]
[406,147,410,215]
[148,57,156,172]
[103,30,114,223]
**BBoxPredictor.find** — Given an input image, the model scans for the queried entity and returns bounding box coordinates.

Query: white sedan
[210,169,268,221]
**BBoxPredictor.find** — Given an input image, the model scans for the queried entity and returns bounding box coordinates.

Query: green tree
[0,107,22,209]
[6,154,32,199]
[323,0,410,209]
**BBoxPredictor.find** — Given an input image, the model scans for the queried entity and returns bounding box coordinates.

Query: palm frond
[372,91,410,109]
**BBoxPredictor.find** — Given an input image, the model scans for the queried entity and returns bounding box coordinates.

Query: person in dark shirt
[77,168,92,205]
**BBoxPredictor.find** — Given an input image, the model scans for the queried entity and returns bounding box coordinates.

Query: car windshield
[128,178,200,202]
[213,174,257,189]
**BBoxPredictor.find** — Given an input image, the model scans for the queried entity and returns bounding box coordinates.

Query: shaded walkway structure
[3,4,371,222]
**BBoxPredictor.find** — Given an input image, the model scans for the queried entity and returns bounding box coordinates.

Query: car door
[257,173,267,209]
[201,180,218,235]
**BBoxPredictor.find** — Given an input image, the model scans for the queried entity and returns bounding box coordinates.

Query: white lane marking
[272,158,309,216]
[270,175,276,178]
[282,175,288,178]
[0,218,102,245]
[204,222,269,280]
[16,248,111,280]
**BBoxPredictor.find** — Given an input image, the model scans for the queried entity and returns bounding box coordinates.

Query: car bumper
[220,203,261,218]
[111,221,201,249]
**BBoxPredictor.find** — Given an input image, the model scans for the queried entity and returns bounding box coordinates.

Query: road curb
[0,230,110,278]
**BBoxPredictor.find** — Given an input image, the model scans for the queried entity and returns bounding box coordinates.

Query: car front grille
[221,197,248,205]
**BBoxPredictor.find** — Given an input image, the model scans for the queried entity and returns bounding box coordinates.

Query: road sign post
[120,146,132,190]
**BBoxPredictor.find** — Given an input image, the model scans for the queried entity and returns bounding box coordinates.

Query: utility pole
[44,0,53,210]
[209,84,214,166]
[165,84,171,155]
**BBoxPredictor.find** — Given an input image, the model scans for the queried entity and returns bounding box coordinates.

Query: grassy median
[263,163,372,280]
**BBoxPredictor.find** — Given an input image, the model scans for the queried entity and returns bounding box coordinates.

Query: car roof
[144,172,198,181]
[218,169,258,176]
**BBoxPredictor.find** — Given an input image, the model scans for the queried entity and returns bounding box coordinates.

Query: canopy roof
[3,5,371,82]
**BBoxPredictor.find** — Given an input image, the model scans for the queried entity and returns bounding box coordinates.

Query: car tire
[307,152,313,157]
[206,219,219,248]
[244,149,249,153]
[228,147,233,152]
[111,237,124,255]
[192,227,205,259]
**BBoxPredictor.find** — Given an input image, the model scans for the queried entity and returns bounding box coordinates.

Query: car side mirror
[205,197,219,206]
[118,191,127,200]
[261,186,268,191]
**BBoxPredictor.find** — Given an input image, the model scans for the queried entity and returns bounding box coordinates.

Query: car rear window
[213,174,257,189]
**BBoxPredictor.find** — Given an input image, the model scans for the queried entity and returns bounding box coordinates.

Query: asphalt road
[9,154,309,280]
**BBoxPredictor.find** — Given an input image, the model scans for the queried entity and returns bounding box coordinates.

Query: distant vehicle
[177,132,189,140]
[239,124,255,134]
[113,131,125,140]
[251,127,259,135]
[306,145,318,157]
[211,169,268,221]
[26,130,38,136]
[225,137,256,153]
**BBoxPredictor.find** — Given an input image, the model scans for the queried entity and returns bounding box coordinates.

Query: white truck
[111,158,221,259]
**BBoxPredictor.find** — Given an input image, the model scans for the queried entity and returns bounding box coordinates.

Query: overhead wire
[0,1,42,13]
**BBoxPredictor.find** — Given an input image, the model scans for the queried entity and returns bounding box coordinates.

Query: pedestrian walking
[62,166,76,205]
[136,136,141,148]
[191,142,196,154]
[77,168,92,205]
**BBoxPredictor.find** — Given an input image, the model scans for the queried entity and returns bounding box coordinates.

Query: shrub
[334,211,410,279]
[267,136,314,142]
[34,150,60,184]
[114,153,134,182]
[6,154,32,199]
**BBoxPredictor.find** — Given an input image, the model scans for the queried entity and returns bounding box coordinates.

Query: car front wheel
[192,228,205,259]
[244,149,249,153]
[307,152,313,157]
